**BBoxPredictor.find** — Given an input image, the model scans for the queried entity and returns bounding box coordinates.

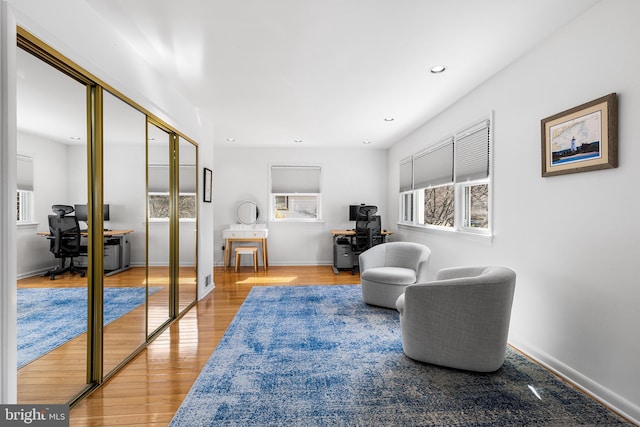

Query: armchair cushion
[361,267,416,285]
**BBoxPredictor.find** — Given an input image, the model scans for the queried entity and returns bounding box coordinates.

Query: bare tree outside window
[466,184,488,228]
[178,194,197,218]
[148,193,196,219]
[423,185,454,227]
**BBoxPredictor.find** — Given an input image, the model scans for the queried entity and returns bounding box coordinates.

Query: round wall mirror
[235,200,261,225]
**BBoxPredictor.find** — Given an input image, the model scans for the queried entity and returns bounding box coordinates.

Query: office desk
[38,229,133,276]
[37,229,134,238]
[330,229,393,274]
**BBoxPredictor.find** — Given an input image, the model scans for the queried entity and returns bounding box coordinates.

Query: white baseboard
[509,339,639,425]
[17,266,56,280]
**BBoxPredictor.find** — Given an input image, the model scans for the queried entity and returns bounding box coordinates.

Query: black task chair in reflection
[351,205,383,273]
[44,204,85,280]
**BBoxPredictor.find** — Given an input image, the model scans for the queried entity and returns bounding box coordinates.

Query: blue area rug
[17,286,160,368]
[170,285,629,426]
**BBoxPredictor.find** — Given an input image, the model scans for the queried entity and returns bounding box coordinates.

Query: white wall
[213,146,388,266]
[16,132,69,276]
[387,0,639,422]
[103,142,147,266]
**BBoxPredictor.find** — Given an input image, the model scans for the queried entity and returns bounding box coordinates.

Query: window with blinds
[399,157,413,192]
[455,120,490,182]
[17,155,35,224]
[413,138,454,189]
[398,115,492,234]
[147,164,197,220]
[270,165,322,221]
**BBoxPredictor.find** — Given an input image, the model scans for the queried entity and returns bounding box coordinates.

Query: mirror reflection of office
[73,204,110,231]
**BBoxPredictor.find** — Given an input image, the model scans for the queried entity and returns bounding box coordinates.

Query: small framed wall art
[541,93,617,177]
[203,168,212,203]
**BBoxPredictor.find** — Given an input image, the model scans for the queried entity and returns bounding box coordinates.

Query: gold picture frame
[541,93,617,177]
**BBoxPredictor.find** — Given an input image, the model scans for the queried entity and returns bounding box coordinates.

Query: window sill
[17,222,39,229]
[397,222,494,244]
[269,219,326,224]
[147,218,196,223]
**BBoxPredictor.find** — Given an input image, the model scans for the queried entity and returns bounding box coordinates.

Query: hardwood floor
[68,266,360,426]
[17,266,196,405]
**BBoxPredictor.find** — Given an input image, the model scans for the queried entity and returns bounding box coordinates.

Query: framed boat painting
[541,93,617,177]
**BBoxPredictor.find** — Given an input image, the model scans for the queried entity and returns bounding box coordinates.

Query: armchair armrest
[435,265,487,281]
[52,228,62,254]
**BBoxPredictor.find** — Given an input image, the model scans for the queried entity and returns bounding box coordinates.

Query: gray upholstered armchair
[396,266,516,372]
[359,242,431,309]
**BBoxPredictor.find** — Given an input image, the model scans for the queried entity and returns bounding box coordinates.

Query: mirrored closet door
[178,136,198,314]
[16,46,90,404]
[15,28,199,407]
[102,91,148,375]
[147,121,172,335]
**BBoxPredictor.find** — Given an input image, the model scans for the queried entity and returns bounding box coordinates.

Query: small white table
[222,227,268,270]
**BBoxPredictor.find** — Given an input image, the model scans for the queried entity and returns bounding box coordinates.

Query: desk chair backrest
[354,211,382,252]
[48,205,81,258]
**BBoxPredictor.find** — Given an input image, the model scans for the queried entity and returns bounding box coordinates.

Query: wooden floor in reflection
[67,266,360,426]
[17,266,197,405]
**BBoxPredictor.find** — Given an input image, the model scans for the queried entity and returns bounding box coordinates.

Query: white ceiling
[18,0,600,149]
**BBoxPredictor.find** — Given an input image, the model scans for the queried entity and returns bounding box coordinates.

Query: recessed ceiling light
[384,117,394,122]
[294,139,303,143]
[226,138,235,142]
[430,65,447,74]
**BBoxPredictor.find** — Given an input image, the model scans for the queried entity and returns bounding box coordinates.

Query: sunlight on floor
[236,276,297,284]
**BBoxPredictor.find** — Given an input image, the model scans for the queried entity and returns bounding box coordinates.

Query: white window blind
[17,155,34,191]
[413,138,453,189]
[148,164,196,193]
[178,165,196,193]
[148,164,169,192]
[455,120,490,181]
[399,157,413,192]
[271,166,320,193]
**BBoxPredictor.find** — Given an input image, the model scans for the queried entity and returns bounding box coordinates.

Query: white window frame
[398,191,414,224]
[17,155,36,225]
[398,114,492,237]
[457,179,491,234]
[416,182,456,230]
[16,189,35,224]
[269,165,322,222]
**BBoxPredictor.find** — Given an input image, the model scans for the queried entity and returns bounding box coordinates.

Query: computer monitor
[74,204,110,222]
[349,205,362,221]
[74,204,88,222]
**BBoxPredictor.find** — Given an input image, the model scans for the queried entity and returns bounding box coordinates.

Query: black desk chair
[44,205,85,280]
[351,205,383,273]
